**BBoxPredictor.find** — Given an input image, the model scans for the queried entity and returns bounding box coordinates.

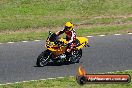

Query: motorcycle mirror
[47,31,52,41]
[49,31,52,35]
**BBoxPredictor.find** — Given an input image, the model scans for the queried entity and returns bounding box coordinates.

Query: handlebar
[46,41,67,47]
[54,41,67,46]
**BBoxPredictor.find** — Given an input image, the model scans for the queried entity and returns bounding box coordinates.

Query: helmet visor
[64,26,71,31]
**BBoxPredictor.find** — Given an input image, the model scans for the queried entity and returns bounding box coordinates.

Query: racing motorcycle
[36,31,89,67]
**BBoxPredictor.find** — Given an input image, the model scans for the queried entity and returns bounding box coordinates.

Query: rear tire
[70,49,82,63]
[36,50,51,67]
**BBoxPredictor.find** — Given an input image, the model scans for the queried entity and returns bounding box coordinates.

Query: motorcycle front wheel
[36,50,51,67]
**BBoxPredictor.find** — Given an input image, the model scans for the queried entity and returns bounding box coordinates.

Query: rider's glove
[67,43,71,48]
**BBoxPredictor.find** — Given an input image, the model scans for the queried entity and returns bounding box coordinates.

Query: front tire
[36,50,51,67]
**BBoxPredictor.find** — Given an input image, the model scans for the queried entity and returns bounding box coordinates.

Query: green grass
[0,0,132,42]
[0,24,131,43]
[0,70,132,88]
[76,24,132,36]
[80,17,132,25]
[0,0,132,31]
[0,32,47,43]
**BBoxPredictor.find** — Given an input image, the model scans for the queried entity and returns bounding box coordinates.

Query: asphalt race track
[0,34,132,84]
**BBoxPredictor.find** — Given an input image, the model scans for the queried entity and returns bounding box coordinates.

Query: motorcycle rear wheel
[36,50,51,67]
[70,49,82,63]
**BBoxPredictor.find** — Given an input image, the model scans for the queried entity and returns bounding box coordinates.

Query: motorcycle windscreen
[49,33,59,42]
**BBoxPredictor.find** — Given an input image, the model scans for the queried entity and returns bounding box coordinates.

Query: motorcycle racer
[56,22,76,52]
[36,24,89,66]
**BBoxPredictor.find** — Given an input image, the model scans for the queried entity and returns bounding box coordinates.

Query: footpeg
[87,44,90,47]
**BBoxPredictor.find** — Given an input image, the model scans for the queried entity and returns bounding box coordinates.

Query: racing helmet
[64,22,74,31]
